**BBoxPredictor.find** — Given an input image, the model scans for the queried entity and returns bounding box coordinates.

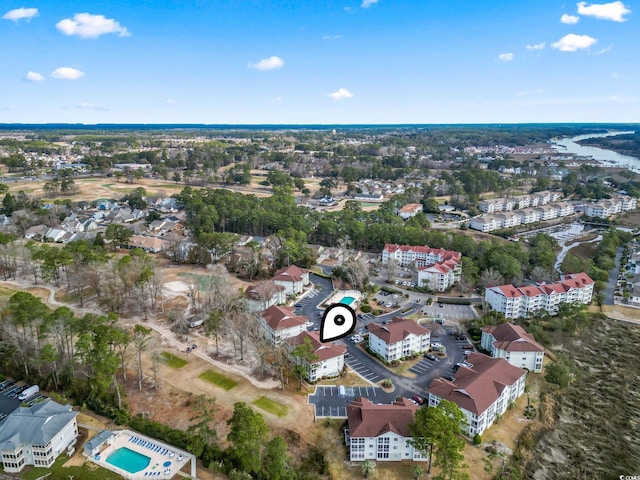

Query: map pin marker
[320,304,357,342]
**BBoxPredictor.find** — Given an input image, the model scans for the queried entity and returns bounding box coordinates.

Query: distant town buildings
[584,195,637,219]
[481,323,545,373]
[345,397,426,462]
[484,273,594,319]
[382,244,462,291]
[427,353,526,436]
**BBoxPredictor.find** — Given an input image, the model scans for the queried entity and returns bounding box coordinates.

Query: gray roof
[83,429,113,454]
[0,400,77,450]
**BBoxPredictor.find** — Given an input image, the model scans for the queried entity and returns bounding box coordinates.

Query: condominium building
[345,397,426,462]
[481,323,544,373]
[584,195,637,218]
[484,273,594,319]
[367,318,430,363]
[427,353,526,436]
[382,244,462,291]
[469,202,575,232]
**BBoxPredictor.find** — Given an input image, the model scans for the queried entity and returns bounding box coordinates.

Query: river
[551,130,640,171]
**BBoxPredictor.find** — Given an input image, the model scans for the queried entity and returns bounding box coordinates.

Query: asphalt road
[604,246,624,305]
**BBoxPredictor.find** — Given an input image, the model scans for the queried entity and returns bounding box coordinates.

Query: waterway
[551,130,640,171]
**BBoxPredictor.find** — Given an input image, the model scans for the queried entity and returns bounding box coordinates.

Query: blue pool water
[107,447,151,473]
[340,296,355,305]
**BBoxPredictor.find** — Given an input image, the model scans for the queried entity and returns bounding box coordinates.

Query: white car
[431,342,442,348]
[351,335,363,343]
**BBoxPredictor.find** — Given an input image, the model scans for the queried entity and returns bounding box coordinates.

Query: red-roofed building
[245,281,286,312]
[427,353,526,436]
[260,305,307,345]
[484,273,594,319]
[290,331,346,381]
[481,323,544,372]
[272,265,310,295]
[382,244,462,292]
[397,203,423,220]
[367,318,430,362]
[345,397,426,462]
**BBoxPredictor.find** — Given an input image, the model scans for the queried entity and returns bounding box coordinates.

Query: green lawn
[252,396,289,417]
[178,272,219,291]
[198,369,238,391]
[161,352,187,368]
[21,455,123,480]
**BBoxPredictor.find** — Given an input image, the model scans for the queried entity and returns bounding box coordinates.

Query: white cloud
[24,71,43,82]
[248,56,284,71]
[51,67,85,80]
[551,33,597,52]
[498,53,514,62]
[328,88,353,100]
[322,34,341,40]
[361,0,378,7]
[561,13,580,24]
[593,45,612,55]
[526,42,546,51]
[577,1,631,22]
[56,13,130,38]
[2,7,38,22]
[77,102,107,111]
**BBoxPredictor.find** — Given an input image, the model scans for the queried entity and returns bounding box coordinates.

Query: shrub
[361,304,371,313]
[473,434,482,445]
[381,378,393,388]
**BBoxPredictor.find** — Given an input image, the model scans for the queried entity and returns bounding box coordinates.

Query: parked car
[424,353,437,361]
[444,374,455,382]
[462,345,474,350]
[438,303,443,307]
[412,395,424,405]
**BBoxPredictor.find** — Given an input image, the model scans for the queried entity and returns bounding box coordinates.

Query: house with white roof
[260,305,307,345]
[0,400,79,473]
[481,323,544,373]
[367,318,430,363]
[272,265,310,295]
[427,353,526,436]
[345,397,426,462]
[290,331,346,381]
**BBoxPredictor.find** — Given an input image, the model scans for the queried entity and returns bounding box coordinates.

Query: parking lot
[344,356,386,384]
[420,302,478,322]
[308,385,398,418]
[0,380,46,420]
[409,357,439,376]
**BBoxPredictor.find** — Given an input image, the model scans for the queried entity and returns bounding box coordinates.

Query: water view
[552,131,640,170]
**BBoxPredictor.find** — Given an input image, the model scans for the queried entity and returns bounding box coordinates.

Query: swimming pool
[340,296,355,305]
[106,447,151,474]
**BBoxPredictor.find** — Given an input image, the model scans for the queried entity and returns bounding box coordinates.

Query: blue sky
[1,0,638,124]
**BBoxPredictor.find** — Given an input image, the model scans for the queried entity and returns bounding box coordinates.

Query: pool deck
[325,289,362,308]
[88,429,193,479]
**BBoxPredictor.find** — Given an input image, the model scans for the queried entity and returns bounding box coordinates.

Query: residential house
[484,273,594,319]
[290,331,345,381]
[24,225,48,240]
[0,400,79,473]
[44,228,66,243]
[260,305,308,345]
[481,323,544,373]
[397,203,423,220]
[345,397,426,462]
[272,265,310,295]
[427,353,526,436]
[245,281,286,312]
[367,318,430,363]
[127,235,169,253]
